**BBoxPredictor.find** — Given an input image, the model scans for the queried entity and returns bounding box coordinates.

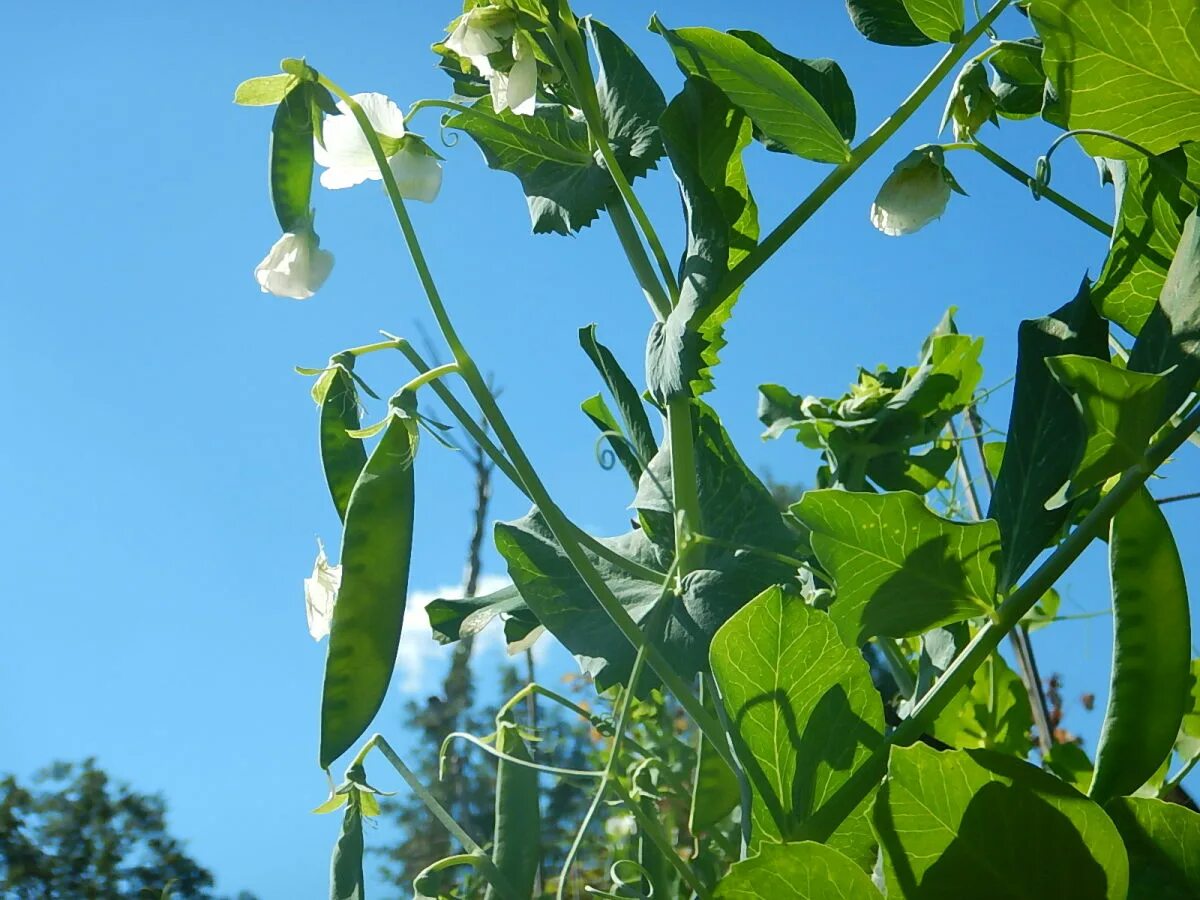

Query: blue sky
[4,1,1198,897]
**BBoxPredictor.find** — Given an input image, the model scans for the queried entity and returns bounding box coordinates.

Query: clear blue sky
[4,1,1198,897]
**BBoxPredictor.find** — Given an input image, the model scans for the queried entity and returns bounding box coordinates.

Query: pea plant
[238,0,1200,896]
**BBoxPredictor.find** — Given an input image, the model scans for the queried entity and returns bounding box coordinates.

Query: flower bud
[870,146,965,237]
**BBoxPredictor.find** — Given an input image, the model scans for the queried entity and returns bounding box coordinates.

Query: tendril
[1033,129,1200,201]
[438,112,460,148]
[583,860,656,898]
[593,430,634,471]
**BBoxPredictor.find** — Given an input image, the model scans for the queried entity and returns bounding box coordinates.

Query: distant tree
[0,758,242,899]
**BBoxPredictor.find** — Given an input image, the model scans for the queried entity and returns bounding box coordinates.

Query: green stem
[397,362,458,395]
[496,683,611,733]
[964,140,1112,236]
[557,644,649,899]
[876,638,916,700]
[386,339,666,583]
[714,0,1013,305]
[667,397,703,579]
[797,403,1200,841]
[611,779,712,900]
[544,18,680,303]
[344,338,403,357]
[320,74,735,776]
[690,533,806,571]
[605,198,672,320]
[1161,749,1200,797]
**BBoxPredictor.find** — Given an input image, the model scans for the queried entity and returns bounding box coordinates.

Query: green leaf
[647,76,758,401]
[714,842,883,898]
[791,490,1001,645]
[320,415,417,768]
[874,745,1129,899]
[234,73,297,106]
[931,653,1034,755]
[988,39,1047,119]
[485,713,540,900]
[329,793,365,900]
[586,17,667,183]
[1031,0,1200,157]
[582,393,644,485]
[1022,587,1062,632]
[269,83,316,232]
[448,18,664,235]
[989,282,1109,589]
[1045,355,1170,503]
[865,442,956,494]
[901,0,964,42]
[1178,658,1200,758]
[710,587,885,865]
[1107,797,1200,900]
[689,692,741,833]
[501,402,796,687]
[424,582,530,645]
[1046,741,1095,793]
[1127,205,1200,419]
[651,20,851,163]
[727,31,856,143]
[1089,487,1191,803]
[579,324,658,466]
[845,0,935,46]
[313,364,368,523]
[1093,147,1200,335]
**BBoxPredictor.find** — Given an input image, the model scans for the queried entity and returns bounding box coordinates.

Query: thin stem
[966,140,1111,236]
[668,398,703,579]
[876,638,917,700]
[1158,490,1200,505]
[797,403,1200,841]
[497,683,611,734]
[1162,749,1200,796]
[543,23,679,303]
[702,672,753,851]
[689,533,806,571]
[949,417,1055,757]
[714,0,1013,305]
[397,362,458,395]
[441,731,603,780]
[605,198,672,320]
[611,779,712,900]
[557,644,649,899]
[344,338,403,357]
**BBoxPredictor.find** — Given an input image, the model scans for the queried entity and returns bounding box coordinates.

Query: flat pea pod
[269,82,315,232]
[319,413,417,768]
[329,791,365,900]
[485,712,540,900]
[1089,486,1191,802]
[314,360,368,522]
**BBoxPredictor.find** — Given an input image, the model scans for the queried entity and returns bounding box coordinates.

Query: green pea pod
[1089,487,1191,803]
[329,792,365,900]
[313,362,368,522]
[269,82,315,232]
[485,712,540,900]
[319,413,417,768]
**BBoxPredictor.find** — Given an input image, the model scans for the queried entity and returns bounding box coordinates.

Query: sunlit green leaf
[792,490,1001,645]
[710,587,884,866]
[714,842,883,898]
[931,653,1034,755]
[901,0,964,42]
[651,19,851,163]
[1107,797,1200,900]
[988,38,1046,119]
[234,73,297,106]
[1046,355,1169,503]
[1031,0,1200,157]
[874,745,1129,899]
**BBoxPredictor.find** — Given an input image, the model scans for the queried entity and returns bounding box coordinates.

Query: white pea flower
[254,228,334,300]
[489,32,537,116]
[304,541,342,641]
[313,92,409,190]
[445,5,512,76]
[604,813,637,842]
[870,146,965,237]
[388,142,444,203]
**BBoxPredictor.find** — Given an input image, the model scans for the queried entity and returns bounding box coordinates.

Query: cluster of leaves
[237,0,1200,897]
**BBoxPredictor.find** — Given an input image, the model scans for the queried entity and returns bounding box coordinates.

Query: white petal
[489,71,509,114]
[506,38,537,116]
[353,91,407,140]
[388,147,444,203]
[314,108,376,173]
[319,165,378,190]
[304,542,342,641]
[870,159,952,237]
[445,13,504,74]
[254,231,334,300]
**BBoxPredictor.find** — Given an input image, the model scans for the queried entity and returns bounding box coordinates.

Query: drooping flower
[444,6,537,116]
[489,32,537,116]
[388,140,444,203]
[444,5,512,76]
[870,146,965,237]
[254,228,334,299]
[304,541,341,641]
[313,92,408,190]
